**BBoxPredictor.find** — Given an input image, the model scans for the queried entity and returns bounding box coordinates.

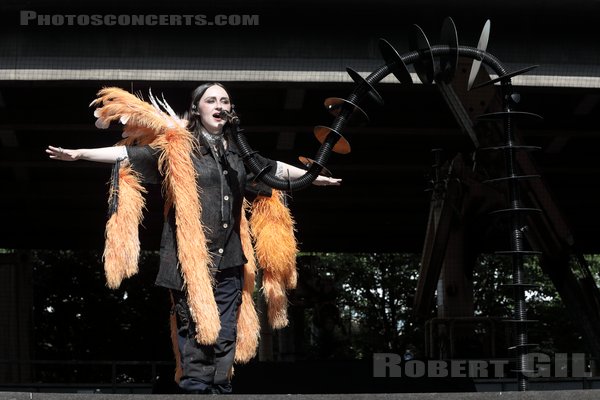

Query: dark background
[1,0,600,254]
[1,0,600,393]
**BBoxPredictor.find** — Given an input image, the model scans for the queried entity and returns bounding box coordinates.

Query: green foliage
[294,253,425,360]
[473,253,594,355]
[30,249,173,382]
[27,249,600,375]
[294,252,600,362]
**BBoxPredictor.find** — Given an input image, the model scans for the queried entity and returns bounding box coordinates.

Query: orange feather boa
[250,190,298,329]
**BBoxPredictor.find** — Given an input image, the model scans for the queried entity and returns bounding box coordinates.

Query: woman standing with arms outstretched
[47,82,340,394]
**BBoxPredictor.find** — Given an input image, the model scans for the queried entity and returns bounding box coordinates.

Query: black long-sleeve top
[126,136,276,290]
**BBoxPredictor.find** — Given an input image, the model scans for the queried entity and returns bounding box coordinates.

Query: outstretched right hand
[46,146,80,161]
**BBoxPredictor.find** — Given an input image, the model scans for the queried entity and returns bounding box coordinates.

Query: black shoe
[179,386,214,394]
[211,384,233,394]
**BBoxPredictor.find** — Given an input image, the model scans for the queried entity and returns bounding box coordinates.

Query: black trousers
[171,265,243,394]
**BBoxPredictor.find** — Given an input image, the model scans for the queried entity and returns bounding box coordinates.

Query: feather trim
[91,87,183,140]
[155,127,219,345]
[250,190,299,329]
[262,270,289,329]
[103,164,146,288]
[235,200,260,363]
[92,87,219,344]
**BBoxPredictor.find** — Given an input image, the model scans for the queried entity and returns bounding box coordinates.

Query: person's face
[197,85,231,134]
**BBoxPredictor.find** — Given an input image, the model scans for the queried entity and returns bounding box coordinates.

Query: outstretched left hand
[312,176,342,186]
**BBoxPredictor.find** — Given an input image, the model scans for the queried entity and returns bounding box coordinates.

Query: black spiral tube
[231,44,508,191]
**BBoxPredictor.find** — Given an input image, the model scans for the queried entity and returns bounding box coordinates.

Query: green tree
[473,253,596,355]
[295,253,424,359]
[31,249,172,383]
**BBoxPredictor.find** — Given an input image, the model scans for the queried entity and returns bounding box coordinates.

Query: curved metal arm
[232,43,508,191]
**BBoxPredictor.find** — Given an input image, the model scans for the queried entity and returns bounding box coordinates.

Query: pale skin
[46,85,341,186]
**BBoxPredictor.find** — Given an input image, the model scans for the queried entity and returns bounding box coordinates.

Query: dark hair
[186,82,231,135]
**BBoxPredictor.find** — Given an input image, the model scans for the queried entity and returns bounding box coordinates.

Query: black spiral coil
[230,26,511,191]
[476,82,543,391]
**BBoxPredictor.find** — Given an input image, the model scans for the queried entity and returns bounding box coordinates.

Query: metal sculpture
[227,16,599,391]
